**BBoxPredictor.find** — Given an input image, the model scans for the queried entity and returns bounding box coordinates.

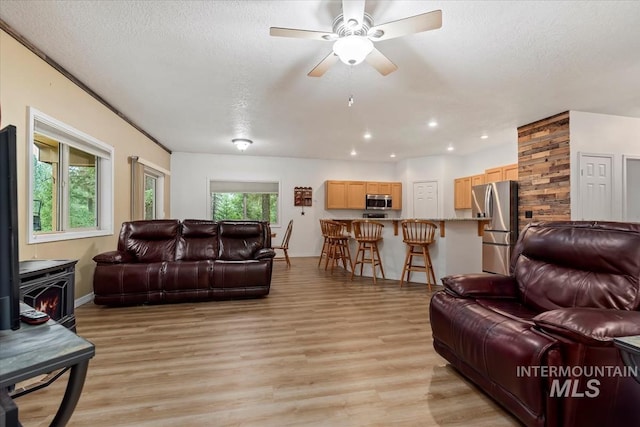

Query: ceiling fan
[270,0,442,77]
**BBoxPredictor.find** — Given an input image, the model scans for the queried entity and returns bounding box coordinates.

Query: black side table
[614,335,640,384]
[0,304,95,426]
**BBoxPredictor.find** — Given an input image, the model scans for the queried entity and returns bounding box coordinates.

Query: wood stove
[19,259,77,331]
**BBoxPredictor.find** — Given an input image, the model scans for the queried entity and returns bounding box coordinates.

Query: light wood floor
[15,257,519,426]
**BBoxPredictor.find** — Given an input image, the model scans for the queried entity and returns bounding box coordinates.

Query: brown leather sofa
[430,221,640,427]
[92,219,275,306]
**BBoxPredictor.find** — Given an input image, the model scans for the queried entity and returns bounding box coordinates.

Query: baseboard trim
[75,292,94,308]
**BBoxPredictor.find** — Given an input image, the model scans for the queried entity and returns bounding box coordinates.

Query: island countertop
[329,217,490,237]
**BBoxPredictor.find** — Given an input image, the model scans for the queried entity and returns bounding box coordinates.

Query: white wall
[171,152,396,256]
[569,111,640,220]
[395,142,518,219]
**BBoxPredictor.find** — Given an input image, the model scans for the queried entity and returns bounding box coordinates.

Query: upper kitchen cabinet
[366,182,392,195]
[325,180,366,209]
[326,180,401,210]
[484,167,504,183]
[471,174,485,187]
[454,176,472,209]
[485,164,519,183]
[391,182,402,210]
[346,181,366,209]
[325,181,347,209]
[502,163,519,181]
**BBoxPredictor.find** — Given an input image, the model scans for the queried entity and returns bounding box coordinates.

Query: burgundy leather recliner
[92,219,275,306]
[430,221,640,427]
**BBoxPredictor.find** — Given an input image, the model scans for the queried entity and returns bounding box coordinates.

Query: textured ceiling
[1,0,639,161]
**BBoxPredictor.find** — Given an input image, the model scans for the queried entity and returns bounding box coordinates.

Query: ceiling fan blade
[365,48,398,76]
[270,27,337,41]
[368,10,442,41]
[308,52,339,77]
[342,0,366,30]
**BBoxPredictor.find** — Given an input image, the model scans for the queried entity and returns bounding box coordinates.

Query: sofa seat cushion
[430,292,558,421]
[93,262,165,306]
[162,260,213,292]
[212,260,271,289]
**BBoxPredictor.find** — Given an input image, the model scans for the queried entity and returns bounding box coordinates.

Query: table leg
[50,361,90,427]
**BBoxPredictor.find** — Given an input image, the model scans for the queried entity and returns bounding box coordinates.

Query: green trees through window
[211,193,278,223]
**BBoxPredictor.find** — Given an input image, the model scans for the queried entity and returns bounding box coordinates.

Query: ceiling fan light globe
[332,35,374,65]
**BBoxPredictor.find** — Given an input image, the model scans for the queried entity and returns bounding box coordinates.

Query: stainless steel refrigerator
[472,180,518,275]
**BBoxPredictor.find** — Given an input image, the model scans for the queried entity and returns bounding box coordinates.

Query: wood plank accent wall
[517,111,571,231]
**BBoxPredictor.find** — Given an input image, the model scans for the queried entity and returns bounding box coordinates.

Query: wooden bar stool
[318,219,331,267]
[323,220,352,273]
[400,219,437,290]
[350,220,385,284]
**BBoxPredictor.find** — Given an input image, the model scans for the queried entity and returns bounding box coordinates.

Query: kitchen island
[330,218,489,285]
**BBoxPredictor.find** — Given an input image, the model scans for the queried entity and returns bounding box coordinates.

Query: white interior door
[579,153,613,220]
[413,181,438,218]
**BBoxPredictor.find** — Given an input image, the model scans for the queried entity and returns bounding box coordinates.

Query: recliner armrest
[93,250,135,264]
[533,308,640,346]
[254,248,276,260]
[441,273,519,299]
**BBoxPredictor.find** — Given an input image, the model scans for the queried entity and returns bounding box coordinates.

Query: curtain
[130,156,145,220]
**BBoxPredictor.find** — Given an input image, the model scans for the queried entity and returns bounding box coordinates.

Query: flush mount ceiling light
[232,138,253,151]
[480,135,489,140]
[428,120,438,128]
[363,132,372,139]
[332,35,374,65]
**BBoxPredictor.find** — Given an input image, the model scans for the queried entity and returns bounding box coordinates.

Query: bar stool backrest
[401,220,437,244]
[353,220,384,240]
[324,220,347,238]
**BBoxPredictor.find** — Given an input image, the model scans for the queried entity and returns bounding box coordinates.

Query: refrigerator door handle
[485,184,492,218]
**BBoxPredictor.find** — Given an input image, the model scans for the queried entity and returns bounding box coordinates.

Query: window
[29,108,114,243]
[210,181,279,224]
[144,173,157,220]
[130,156,167,220]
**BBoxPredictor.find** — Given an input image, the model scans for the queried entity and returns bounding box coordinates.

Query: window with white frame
[29,108,113,243]
[210,181,279,225]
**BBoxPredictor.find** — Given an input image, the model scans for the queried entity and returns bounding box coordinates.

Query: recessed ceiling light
[350,149,357,156]
[447,145,454,151]
[363,132,372,139]
[390,153,396,158]
[480,135,489,139]
[232,138,253,151]
[428,121,438,128]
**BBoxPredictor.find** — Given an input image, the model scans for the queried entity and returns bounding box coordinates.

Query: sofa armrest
[533,308,640,346]
[254,248,276,260]
[441,273,519,299]
[93,250,135,264]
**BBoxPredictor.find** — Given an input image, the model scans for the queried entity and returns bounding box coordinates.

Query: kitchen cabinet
[346,181,366,209]
[471,174,485,187]
[325,181,347,209]
[326,180,401,210]
[454,177,472,209]
[366,182,392,195]
[325,180,366,209]
[484,167,504,183]
[391,182,402,210]
[485,164,518,183]
[502,163,518,181]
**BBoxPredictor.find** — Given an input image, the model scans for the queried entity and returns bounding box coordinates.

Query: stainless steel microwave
[365,194,393,210]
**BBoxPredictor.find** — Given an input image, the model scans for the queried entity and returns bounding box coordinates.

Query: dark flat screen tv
[0,124,21,330]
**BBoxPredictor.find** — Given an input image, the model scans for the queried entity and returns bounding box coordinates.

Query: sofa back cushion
[218,221,268,260]
[118,220,179,262]
[511,221,640,312]
[176,220,219,261]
